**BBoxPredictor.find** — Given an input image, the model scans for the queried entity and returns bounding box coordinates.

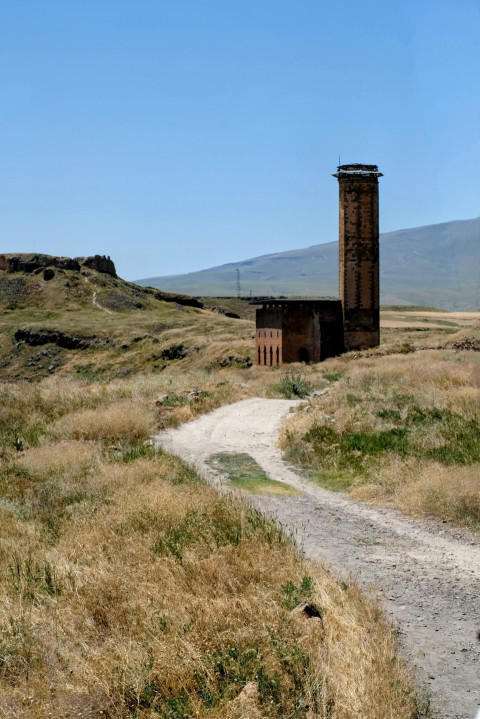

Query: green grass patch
[281,575,314,610]
[307,469,356,492]
[206,452,298,496]
[271,372,312,399]
[284,398,480,495]
[323,371,344,382]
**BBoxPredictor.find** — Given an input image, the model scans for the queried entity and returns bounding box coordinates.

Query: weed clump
[272,372,312,399]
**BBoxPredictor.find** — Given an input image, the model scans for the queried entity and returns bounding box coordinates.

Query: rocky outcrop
[75,255,117,277]
[0,253,117,277]
[159,343,192,360]
[14,328,117,350]
[210,306,240,318]
[0,254,79,273]
[152,290,203,308]
[218,354,253,368]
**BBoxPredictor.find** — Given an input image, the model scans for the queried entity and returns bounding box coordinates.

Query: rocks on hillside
[14,328,116,350]
[0,253,117,277]
[443,338,480,351]
[152,290,203,309]
[210,306,240,319]
[159,343,193,360]
[218,354,253,368]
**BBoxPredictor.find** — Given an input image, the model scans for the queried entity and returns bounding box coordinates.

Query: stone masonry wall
[338,175,380,351]
[255,306,282,366]
[255,301,343,365]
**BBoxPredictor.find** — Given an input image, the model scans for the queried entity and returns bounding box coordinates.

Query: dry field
[0,376,418,718]
[379,307,480,347]
[2,279,479,717]
[280,334,480,529]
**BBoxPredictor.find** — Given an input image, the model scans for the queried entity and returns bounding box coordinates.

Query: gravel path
[154,398,480,719]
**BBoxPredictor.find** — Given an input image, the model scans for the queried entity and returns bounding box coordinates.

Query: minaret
[333,163,382,351]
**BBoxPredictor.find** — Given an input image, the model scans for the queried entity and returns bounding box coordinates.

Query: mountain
[136,218,480,311]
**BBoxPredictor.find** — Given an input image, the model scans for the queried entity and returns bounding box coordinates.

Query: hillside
[0,253,253,382]
[137,217,480,311]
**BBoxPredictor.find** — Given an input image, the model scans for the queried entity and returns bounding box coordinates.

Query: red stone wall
[255,301,343,365]
[338,175,380,351]
[281,304,321,364]
[255,306,282,366]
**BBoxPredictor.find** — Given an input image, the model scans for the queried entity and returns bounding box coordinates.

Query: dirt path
[83,274,113,314]
[154,398,480,719]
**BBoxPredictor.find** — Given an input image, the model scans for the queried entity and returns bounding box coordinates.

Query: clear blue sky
[1,0,479,281]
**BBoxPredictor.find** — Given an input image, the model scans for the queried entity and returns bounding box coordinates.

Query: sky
[1,0,479,281]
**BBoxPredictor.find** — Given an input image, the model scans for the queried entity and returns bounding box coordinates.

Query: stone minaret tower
[333,163,382,351]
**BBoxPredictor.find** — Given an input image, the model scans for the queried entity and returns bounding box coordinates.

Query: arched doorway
[258,346,261,365]
[263,346,267,366]
[276,346,279,365]
[299,347,309,363]
[269,346,273,366]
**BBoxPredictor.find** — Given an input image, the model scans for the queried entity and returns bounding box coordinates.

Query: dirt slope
[155,397,480,719]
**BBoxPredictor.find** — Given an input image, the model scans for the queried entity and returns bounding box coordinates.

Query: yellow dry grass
[0,376,417,718]
[17,440,100,479]
[51,400,154,444]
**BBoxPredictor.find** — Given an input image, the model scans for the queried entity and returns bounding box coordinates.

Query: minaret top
[333,163,383,178]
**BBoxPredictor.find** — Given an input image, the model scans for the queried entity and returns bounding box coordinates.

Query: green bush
[273,372,312,399]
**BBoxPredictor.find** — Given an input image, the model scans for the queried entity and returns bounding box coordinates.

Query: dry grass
[16,440,100,479]
[51,401,154,444]
[359,460,480,525]
[281,351,480,529]
[0,376,418,718]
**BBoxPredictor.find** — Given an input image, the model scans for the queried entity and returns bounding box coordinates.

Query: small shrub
[376,409,401,422]
[273,372,312,399]
[161,394,188,408]
[281,575,314,610]
[342,428,409,455]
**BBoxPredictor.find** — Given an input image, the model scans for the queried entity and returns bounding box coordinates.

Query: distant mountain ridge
[137,218,480,310]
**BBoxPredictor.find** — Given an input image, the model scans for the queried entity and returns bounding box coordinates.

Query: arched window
[258,346,261,365]
[276,346,279,365]
[269,346,273,366]
[263,346,267,365]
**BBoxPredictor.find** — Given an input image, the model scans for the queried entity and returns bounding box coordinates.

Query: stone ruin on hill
[0,253,117,278]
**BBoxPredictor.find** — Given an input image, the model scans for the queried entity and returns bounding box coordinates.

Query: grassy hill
[0,255,254,383]
[137,217,480,311]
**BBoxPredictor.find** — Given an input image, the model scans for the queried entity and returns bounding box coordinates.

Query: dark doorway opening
[299,347,309,363]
